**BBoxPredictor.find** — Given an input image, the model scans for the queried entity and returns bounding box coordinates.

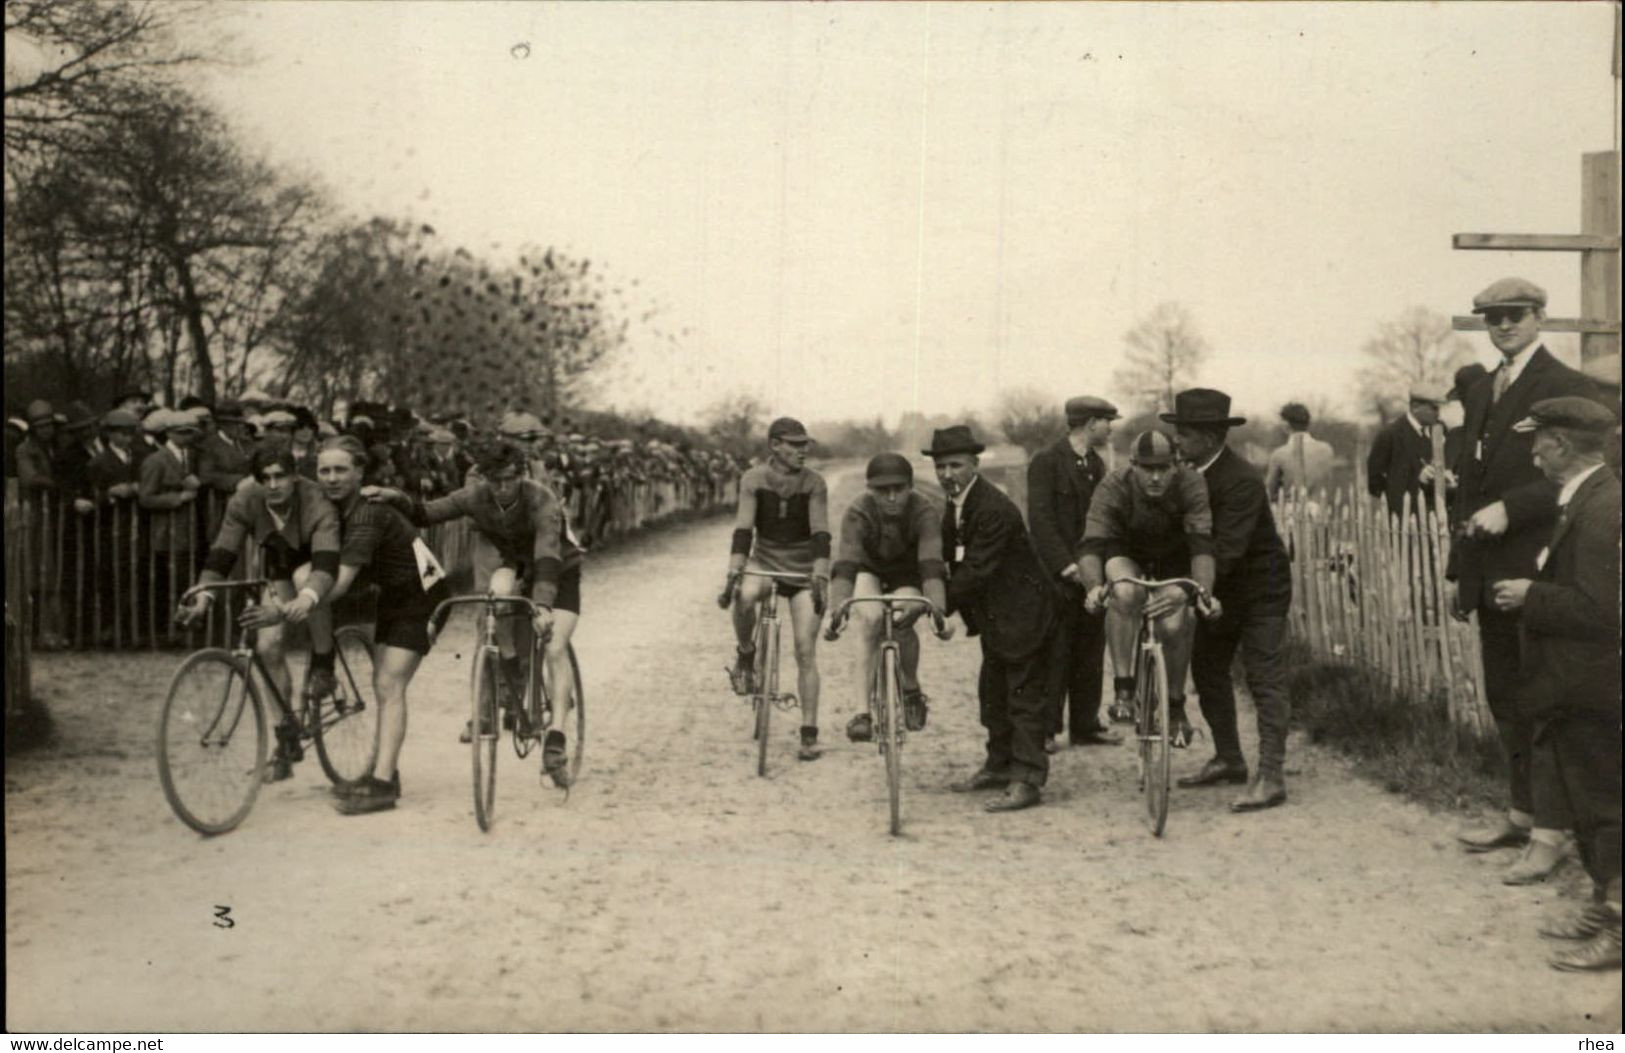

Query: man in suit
[1026,395,1122,751]
[139,409,205,636]
[197,399,253,496]
[928,425,1056,813]
[1166,389,1295,812]
[1367,387,1447,519]
[1447,278,1597,882]
[15,400,58,496]
[1490,397,1620,971]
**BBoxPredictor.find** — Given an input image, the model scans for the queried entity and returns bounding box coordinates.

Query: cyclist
[1079,430,1221,748]
[824,453,953,741]
[365,438,582,787]
[317,435,452,815]
[722,417,830,761]
[176,439,342,782]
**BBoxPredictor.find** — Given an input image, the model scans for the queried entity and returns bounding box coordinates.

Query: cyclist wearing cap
[824,453,954,743]
[1079,430,1220,749]
[178,439,343,781]
[723,416,831,761]
[365,438,583,787]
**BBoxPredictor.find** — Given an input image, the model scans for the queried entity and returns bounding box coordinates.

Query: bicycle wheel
[537,643,587,784]
[471,645,500,831]
[313,626,381,786]
[1139,641,1171,837]
[881,646,904,837]
[157,650,267,836]
[753,615,772,777]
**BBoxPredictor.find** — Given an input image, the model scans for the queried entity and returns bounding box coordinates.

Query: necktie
[1492,366,1512,404]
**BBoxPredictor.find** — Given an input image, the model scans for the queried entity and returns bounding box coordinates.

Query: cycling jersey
[1080,464,1215,570]
[738,461,829,574]
[832,491,946,590]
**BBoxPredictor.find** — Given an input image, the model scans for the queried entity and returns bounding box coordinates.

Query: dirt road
[6,466,1620,1032]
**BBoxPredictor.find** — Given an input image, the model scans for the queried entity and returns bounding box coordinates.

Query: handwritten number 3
[214,906,234,929]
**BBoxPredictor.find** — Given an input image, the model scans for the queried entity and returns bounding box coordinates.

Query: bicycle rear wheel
[313,626,380,786]
[753,615,772,777]
[158,650,267,836]
[1138,641,1171,837]
[471,645,500,831]
[881,647,904,836]
[537,643,587,784]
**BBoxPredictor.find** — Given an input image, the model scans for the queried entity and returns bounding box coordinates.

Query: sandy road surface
[6,465,1621,1033]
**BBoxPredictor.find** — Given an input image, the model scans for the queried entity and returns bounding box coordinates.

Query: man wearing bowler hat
[1165,389,1294,811]
[927,424,1056,812]
[1491,397,1620,970]
[1448,277,1596,881]
[1026,395,1122,750]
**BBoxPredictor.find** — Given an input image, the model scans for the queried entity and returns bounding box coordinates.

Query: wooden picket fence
[1269,438,1493,736]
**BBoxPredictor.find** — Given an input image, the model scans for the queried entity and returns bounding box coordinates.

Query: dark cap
[1446,363,1489,401]
[1064,396,1119,426]
[1471,277,1546,314]
[767,417,813,444]
[26,399,55,425]
[1279,402,1310,427]
[1512,396,1617,434]
[865,452,913,487]
[1129,430,1177,467]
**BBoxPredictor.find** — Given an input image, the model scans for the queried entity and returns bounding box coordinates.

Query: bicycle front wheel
[471,646,500,831]
[881,649,904,836]
[313,626,381,786]
[1139,642,1171,837]
[157,650,267,836]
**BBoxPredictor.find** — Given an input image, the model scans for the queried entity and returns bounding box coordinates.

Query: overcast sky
[196,2,1619,427]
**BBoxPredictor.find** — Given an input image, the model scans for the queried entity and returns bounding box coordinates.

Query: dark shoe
[1107,690,1136,724]
[542,732,571,789]
[306,666,338,703]
[846,712,874,743]
[903,690,929,732]
[728,650,757,696]
[1178,756,1249,788]
[333,770,400,799]
[263,752,294,784]
[1541,904,1618,941]
[797,726,820,761]
[1231,773,1287,812]
[1457,818,1531,853]
[1549,925,1622,972]
[334,774,399,814]
[1503,839,1570,886]
[984,781,1041,813]
[950,767,1010,793]
[1070,725,1123,747]
[274,721,304,764]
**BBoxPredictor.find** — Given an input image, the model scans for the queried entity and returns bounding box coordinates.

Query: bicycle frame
[428,590,553,730]
[737,570,809,713]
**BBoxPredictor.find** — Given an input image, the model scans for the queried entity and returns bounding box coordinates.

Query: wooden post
[1581,151,1621,367]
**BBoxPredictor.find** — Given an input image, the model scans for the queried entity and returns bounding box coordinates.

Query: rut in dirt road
[6,467,1619,1032]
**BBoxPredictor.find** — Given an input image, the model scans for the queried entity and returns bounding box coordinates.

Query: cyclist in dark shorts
[317,435,451,815]
[1078,430,1221,747]
[365,438,583,787]
[824,453,954,741]
[177,439,342,781]
[722,417,831,761]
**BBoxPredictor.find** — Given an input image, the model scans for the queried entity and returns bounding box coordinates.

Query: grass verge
[1284,637,1506,814]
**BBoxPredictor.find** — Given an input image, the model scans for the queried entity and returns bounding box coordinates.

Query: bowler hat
[1446,363,1489,401]
[1159,388,1247,427]
[921,425,985,458]
[1472,277,1547,314]
[1512,396,1617,434]
[1064,396,1119,426]
[865,452,913,487]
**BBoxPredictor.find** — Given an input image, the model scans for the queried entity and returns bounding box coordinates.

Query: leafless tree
[1111,301,1211,415]
[1355,306,1474,422]
[995,386,1065,455]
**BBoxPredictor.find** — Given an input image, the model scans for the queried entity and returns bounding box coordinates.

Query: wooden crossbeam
[1452,233,1620,252]
[1453,315,1620,335]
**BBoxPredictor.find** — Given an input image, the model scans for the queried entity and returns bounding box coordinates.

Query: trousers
[1042,587,1106,738]
[1535,712,1621,892]
[1191,610,1290,776]
[978,640,1051,787]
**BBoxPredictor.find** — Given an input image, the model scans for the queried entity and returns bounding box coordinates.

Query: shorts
[747,539,814,596]
[863,563,923,594]
[473,534,583,615]
[374,578,452,655]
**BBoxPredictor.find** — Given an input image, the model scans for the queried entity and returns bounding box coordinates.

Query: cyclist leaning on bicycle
[824,453,954,741]
[723,417,831,762]
[366,438,583,787]
[177,439,342,782]
[1079,430,1222,750]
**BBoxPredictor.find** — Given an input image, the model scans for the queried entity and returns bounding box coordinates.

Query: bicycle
[717,569,809,777]
[1108,576,1215,838]
[828,594,948,836]
[157,580,380,836]
[428,591,585,832]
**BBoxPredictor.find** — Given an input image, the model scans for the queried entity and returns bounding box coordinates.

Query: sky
[193,2,1620,428]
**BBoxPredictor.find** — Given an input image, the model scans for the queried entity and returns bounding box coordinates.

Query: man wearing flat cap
[928,425,1056,811]
[1448,277,1597,879]
[1165,389,1294,811]
[1489,397,1621,971]
[1367,386,1448,519]
[1026,396,1122,750]
[16,400,59,495]
[197,400,253,495]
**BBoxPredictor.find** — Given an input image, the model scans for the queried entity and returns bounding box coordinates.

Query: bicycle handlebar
[1104,577,1216,616]
[830,594,948,634]
[180,579,270,604]
[427,591,547,632]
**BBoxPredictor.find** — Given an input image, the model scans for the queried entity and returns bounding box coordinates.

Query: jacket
[1026,437,1105,579]
[942,475,1055,661]
[1366,415,1442,518]
[138,444,198,553]
[1199,446,1291,617]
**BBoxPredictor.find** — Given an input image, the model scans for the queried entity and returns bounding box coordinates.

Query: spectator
[198,400,253,495]
[1367,387,1448,519]
[1263,402,1335,502]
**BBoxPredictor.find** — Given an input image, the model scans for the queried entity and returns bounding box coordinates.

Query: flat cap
[145,408,200,433]
[259,409,297,427]
[767,417,813,443]
[1407,385,1447,406]
[1471,277,1546,314]
[426,426,456,443]
[498,410,546,437]
[102,408,141,429]
[1512,396,1618,434]
[1064,396,1119,425]
[26,399,55,424]
[1129,430,1177,467]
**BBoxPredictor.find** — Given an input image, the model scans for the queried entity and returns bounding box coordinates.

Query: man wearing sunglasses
[1448,277,1598,884]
